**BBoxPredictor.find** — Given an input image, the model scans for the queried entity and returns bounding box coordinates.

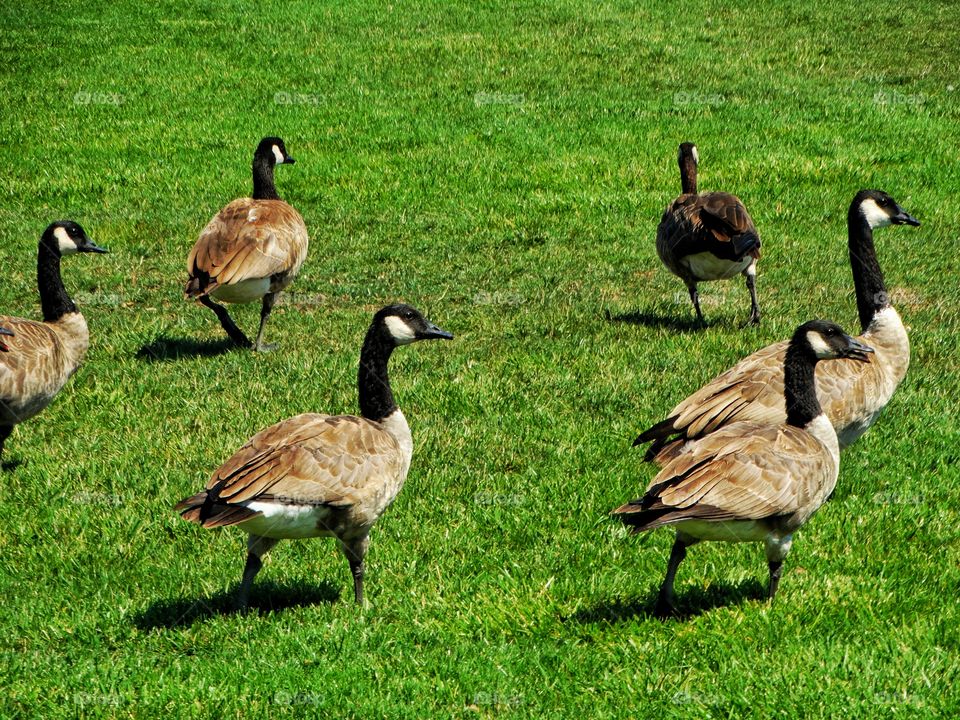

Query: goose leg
[0,425,10,461]
[764,533,792,601]
[744,264,760,325]
[253,292,278,353]
[655,533,692,618]
[199,296,253,349]
[236,535,279,611]
[341,535,370,606]
[687,284,706,325]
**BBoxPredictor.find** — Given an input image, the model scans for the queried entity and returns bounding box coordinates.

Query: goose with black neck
[635,189,919,460]
[176,304,453,608]
[185,136,308,351]
[0,221,108,459]
[614,320,874,617]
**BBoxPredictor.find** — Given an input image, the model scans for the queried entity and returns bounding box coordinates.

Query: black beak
[284,156,296,165]
[80,239,109,254]
[420,322,454,341]
[842,335,875,362]
[891,205,920,227]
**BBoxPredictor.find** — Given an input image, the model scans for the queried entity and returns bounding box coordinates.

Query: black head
[0,326,12,352]
[373,304,454,347]
[851,190,920,229]
[793,319,874,363]
[40,220,108,257]
[678,142,699,167]
[255,136,295,166]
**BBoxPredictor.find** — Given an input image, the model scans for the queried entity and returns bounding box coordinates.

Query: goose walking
[176,304,453,607]
[614,320,873,617]
[185,136,308,351]
[656,142,761,325]
[637,190,919,461]
[0,221,108,459]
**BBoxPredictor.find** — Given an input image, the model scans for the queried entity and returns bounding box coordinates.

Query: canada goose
[637,190,919,460]
[185,136,308,351]
[613,320,873,617]
[0,221,108,459]
[656,142,762,326]
[175,304,453,607]
[0,327,12,352]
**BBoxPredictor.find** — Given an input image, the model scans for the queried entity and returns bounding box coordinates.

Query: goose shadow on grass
[568,578,766,624]
[136,336,237,362]
[604,309,706,333]
[134,579,341,629]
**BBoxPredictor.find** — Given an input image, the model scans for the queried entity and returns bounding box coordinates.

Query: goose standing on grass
[0,327,13,352]
[613,320,873,617]
[0,221,108,460]
[656,142,761,325]
[185,136,308,351]
[637,190,919,461]
[176,304,453,608]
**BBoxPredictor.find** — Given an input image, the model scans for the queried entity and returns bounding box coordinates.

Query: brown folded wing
[659,192,760,263]
[185,198,308,297]
[617,423,835,531]
[0,317,73,424]
[176,414,404,527]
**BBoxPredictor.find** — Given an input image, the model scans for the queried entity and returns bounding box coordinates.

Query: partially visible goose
[0,221,108,459]
[175,304,453,607]
[185,136,308,351]
[613,320,873,617]
[0,327,12,352]
[637,190,919,461]
[656,142,762,325]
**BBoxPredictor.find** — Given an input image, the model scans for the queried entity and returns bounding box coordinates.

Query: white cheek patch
[384,316,417,345]
[272,145,285,165]
[691,146,699,165]
[806,331,835,359]
[53,227,78,255]
[860,198,892,229]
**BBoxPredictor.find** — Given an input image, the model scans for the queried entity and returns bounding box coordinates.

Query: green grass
[2,0,959,717]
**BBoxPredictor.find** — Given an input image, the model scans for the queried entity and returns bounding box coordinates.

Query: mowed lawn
[2,0,959,717]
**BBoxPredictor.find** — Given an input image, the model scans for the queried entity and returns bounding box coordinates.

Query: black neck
[38,243,76,321]
[252,156,279,200]
[783,342,822,428]
[357,327,397,422]
[680,156,697,195]
[847,205,887,332]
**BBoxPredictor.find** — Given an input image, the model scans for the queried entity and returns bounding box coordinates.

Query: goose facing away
[613,320,874,617]
[636,190,919,461]
[0,221,108,459]
[175,304,453,607]
[185,136,308,351]
[0,327,12,352]
[656,142,762,326]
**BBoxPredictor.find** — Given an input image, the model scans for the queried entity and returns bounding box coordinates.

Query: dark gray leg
[199,295,253,348]
[236,535,279,610]
[655,534,690,618]
[745,265,760,325]
[0,425,10,461]
[340,535,370,606]
[253,292,278,352]
[767,561,783,600]
[687,284,705,325]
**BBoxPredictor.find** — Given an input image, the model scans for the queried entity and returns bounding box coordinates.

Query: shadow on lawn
[136,336,237,362]
[134,579,341,629]
[570,578,765,623]
[604,309,705,332]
